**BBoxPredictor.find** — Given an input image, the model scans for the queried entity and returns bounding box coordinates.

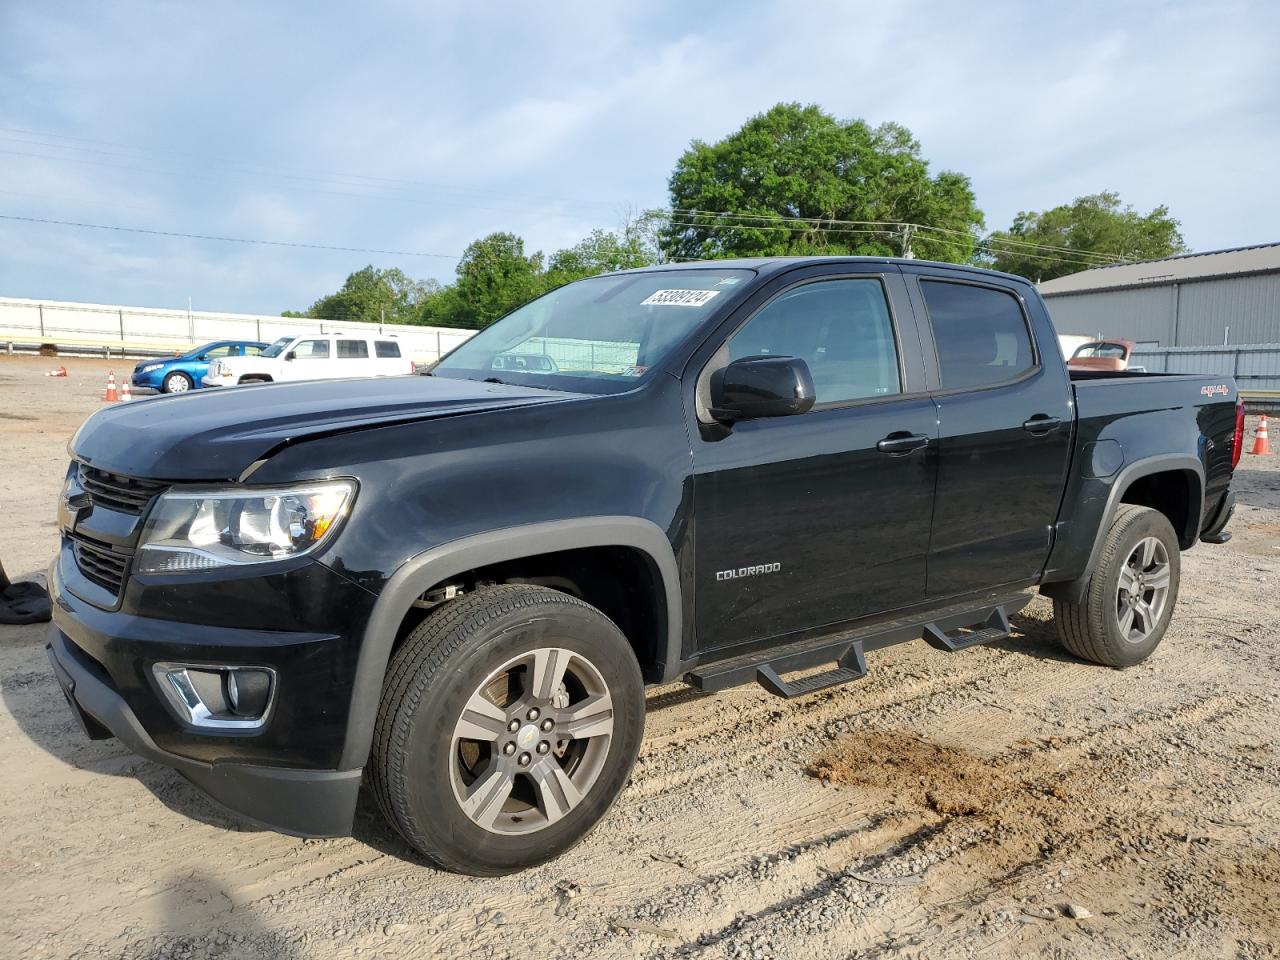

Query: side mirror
[284,350,296,361]
[709,356,816,422]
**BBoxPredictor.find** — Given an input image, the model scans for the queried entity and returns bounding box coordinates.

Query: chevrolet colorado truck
[47,257,1241,875]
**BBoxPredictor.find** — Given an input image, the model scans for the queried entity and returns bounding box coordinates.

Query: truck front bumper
[46,628,363,837]
[44,548,376,838]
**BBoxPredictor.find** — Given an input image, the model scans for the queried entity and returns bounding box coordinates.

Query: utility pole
[901,224,914,259]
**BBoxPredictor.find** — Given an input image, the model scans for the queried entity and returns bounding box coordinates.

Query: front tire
[370,584,644,875]
[162,371,192,393]
[1053,504,1180,667]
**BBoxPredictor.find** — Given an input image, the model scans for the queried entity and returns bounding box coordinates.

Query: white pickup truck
[202,333,416,386]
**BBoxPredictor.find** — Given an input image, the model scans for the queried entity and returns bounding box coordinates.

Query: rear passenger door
[334,338,373,377]
[903,269,1073,597]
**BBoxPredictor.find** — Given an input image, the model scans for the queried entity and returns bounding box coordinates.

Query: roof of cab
[611,255,1031,285]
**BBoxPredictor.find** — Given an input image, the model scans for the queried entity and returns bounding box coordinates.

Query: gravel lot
[1,354,1277,959]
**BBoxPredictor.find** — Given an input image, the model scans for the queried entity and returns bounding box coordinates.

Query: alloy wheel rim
[449,647,614,835]
[1116,536,1171,643]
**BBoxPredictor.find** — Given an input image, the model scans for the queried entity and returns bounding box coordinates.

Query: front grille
[78,465,167,514]
[72,537,130,595]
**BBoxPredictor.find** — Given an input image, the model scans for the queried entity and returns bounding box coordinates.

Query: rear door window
[375,340,402,358]
[336,339,370,359]
[919,281,1034,390]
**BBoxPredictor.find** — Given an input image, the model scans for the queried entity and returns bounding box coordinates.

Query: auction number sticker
[641,289,722,307]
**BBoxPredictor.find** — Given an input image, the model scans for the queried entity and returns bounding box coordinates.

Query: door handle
[1023,415,1062,434]
[876,432,929,454]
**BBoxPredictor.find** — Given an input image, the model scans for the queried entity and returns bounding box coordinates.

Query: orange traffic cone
[104,371,119,402]
[1251,415,1271,455]
[120,380,132,402]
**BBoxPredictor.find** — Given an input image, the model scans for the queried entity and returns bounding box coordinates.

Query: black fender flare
[1042,453,1204,604]
[338,516,682,770]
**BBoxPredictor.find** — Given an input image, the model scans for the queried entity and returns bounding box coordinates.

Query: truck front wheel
[369,584,644,875]
[1053,504,1181,667]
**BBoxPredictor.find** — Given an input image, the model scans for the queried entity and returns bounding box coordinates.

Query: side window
[727,278,900,404]
[375,340,402,358]
[920,281,1035,390]
[336,339,370,359]
[244,345,264,356]
[293,339,330,360]
[204,345,232,359]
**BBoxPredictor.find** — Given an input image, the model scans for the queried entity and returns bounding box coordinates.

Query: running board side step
[923,606,1010,652]
[686,593,1032,700]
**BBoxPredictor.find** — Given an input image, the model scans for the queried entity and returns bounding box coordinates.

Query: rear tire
[1053,504,1180,667]
[369,584,644,875]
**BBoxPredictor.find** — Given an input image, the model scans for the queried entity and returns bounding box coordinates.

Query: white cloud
[0,0,1277,312]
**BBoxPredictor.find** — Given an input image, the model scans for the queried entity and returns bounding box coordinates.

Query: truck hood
[72,375,581,481]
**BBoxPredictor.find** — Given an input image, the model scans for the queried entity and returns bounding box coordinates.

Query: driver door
[690,267,938,652]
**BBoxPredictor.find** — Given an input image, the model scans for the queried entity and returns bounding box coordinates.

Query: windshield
[260,337,293,358]
[433,268,754,393]
[1073,342,1127,360]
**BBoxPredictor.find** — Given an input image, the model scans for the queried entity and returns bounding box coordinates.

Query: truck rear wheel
[1053,504,1180,667]
[369,584,644,875]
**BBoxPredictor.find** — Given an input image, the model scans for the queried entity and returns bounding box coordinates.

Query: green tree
[545,215,663,287]
[284,265,435,324]
[661,103,984,263]
[421,232,546,329]
[986,192,1187,281]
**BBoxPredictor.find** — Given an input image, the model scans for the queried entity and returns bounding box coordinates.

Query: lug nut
[536,741,550,755]
[518,752,531,767]
[540,718,554,732]
[507,719,520,733]
[526,707,540,721]
[502,742,516,756]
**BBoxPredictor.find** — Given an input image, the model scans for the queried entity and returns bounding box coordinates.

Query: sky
[1,0,1277,315]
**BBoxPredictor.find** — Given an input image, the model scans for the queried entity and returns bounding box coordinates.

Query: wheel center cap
[516,724,539,750]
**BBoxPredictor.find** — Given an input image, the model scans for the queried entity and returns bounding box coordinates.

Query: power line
[666,209,1127,265]
[0,214,461,259]
[663,218,1117,269]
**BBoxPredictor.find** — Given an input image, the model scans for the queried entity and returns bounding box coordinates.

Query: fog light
[225,668,272,718]
[153,663,276,730]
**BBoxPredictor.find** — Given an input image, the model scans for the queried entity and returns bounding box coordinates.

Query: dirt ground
[1,353,1277,960]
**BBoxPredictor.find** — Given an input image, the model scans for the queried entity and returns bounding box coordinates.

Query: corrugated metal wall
[1131,342,1280,393]
[1043,286,1176,343]
[1175,274,1280,345]
[1043,271,1280,348]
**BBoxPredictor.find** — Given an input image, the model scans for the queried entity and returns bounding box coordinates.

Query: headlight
[136,480,355,574]
[141,363,163,373]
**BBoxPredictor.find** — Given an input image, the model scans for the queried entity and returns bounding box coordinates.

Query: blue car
[131,340,269,393]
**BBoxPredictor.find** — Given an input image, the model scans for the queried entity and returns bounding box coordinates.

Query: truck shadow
[986,611,1085,665]
[1,639,267,835]
[124,870,299,959]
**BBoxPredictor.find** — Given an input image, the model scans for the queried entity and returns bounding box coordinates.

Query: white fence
[1131,342,1280,395]
[0,295,476,363]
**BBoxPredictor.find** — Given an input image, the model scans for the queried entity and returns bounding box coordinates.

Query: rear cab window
[919,280,1035,390]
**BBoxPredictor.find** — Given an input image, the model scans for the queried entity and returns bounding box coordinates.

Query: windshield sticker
[641,289,722,307]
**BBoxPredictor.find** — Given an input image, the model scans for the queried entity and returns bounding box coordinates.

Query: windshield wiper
[483,376,505,384]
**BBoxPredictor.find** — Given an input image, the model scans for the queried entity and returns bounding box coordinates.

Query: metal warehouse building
[1038,242,1280,348]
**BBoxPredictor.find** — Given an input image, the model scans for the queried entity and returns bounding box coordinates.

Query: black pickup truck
[47,257,1241,875]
